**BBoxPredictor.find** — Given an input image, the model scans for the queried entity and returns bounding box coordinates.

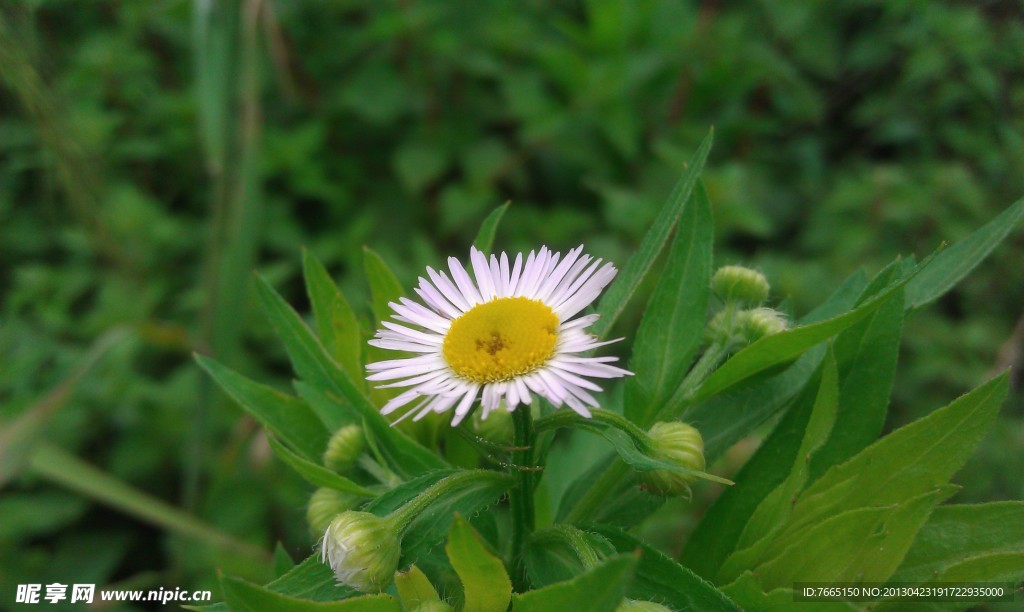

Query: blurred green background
[2,0,1023,605]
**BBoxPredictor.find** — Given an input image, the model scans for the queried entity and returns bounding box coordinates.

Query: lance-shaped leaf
[363,247,405,326]
[473,202,510,253]
[196,355,327,463]
[626,181,713,426]
[303,249,365,390]
[446,514,512,612]
[592,129,713,339]
[590,525,740,611]
[266,437,376,498]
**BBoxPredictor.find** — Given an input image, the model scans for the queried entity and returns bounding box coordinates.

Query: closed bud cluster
[737,307,788,341]
[321,511,401,593]
[323,424,365,474]
[618,601,673,612]
[307,487,361,535]
[472,405,514,445]
[711,265,770,306]
[638,422,706,498]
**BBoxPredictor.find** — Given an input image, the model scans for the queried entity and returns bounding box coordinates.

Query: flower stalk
[509,405,536,591]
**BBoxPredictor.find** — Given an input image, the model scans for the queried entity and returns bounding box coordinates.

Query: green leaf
[808,287,904,479]
[510,554,637,612]
[526,524,615,588]
[798,269,869,325]
[722,572,856,612]
[446,514,512,612]
[905,197,1024,309]
[778,372,1009,543]
[199,555,355,611]
[679,350,827,579]
[591,129,713,340]
[362,247,405,327]
[627,181,713,425]
[303,249,364,391]
[266,437,376,498]
[253,274,444,477]
[584,425,732,486]
[293,381,445,478]
[927,551,1024,582]
[687,345,825,464]
[735,348,839,551]
[749,487,955,590]
[195,355,328,463]
[590,525,741,611]
[365,469,514,566]
[891,502,1024,583]
[219,574,400,611]
[274,543,296,578]
[695,277,910,400]
[395,565,441,608]
[473,202,510,253]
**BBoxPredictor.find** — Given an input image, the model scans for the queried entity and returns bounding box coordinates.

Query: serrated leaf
[590,525,741,611]
[591,129,712,339]
[808,288,903,480]
[266,437,376,498]
[446,514,512,612]
[473,203,510,253]
[735,348,838,551]
[195,355,327,462]
[627,181,713,425]
[890,502,1024,583]
[364,469,514,567]
[905,197,1024,309]
[293,381,445,478]
[303,249,364,391]
[219,574,400,611]
[749,487,955,590]
[778,373,1009,543]
[394,565,441,608]
[510,554,637,612]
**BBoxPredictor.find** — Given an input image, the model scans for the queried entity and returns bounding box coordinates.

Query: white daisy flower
[366,245,632,425]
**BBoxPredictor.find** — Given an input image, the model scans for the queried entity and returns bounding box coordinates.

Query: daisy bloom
[366,245,632,425]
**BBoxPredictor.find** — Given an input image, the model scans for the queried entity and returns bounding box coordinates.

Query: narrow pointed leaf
[592,129,713,339]
[627,181,713,425]
[473,202,510,253]
[303,249,364,390]
[219,574,400,611]
[266,437,376,497]
[196,355,327,462]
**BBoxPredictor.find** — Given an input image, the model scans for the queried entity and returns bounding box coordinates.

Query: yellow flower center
[442,297,559,383]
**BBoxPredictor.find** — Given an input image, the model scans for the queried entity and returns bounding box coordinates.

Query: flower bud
[711,265,770,305]
[472,406,514,445]
[638,422,705,498]
[737,307,787,342]
[617,601,673,612]
[307,487,361,535]
[323,424,366,474]
[321,511,401,592]
[410,602,454,612]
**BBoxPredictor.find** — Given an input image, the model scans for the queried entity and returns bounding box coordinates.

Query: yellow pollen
[443,297,559,384]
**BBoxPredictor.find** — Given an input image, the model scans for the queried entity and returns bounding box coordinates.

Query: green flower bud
[307,487,361,535]
[472,406,514,445]
[321,511,401,593]
[323,424,365,474]
[711,265,770,305]
[737,307,787,342]
[639,422,705,498]
[410,602,454,612]
[617,600,673,612]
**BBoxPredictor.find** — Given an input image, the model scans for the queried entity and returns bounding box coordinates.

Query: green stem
[565,342,733,525]
[509,406,535,590]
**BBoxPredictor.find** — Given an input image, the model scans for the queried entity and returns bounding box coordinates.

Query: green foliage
[445,515,512,612]
[3,1,1024,608]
